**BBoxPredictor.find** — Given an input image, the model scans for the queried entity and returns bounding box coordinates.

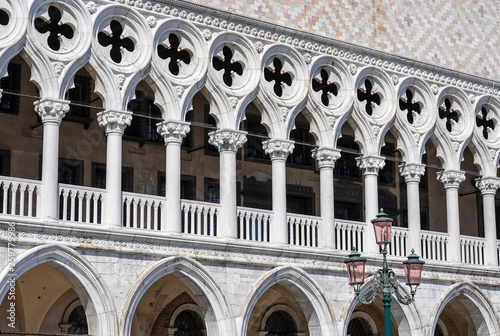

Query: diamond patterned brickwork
[186,0,500,80]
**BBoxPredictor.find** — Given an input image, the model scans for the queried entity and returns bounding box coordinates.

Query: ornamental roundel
[309,56,352,112]
[436,90,470,136]
[30,1,90,58]
[353,67,396,123]
[473,96,500,145]
[208,32,259,95]
[0,0,27,52]
[93,5,152,73]
[153,19,207,83]
[395,77,436,131]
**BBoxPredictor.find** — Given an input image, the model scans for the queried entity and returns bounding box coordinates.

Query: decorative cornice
[97,110,133,135]
[437,170,466,189]
[34,98,70,125]
[101,0,500,97]
[312,148,341,169]
[262,139,294,160]
[356,156,385,175]
[157,120,190,145]
[399,163,426,184]
[208,129,247,153]
[475,177,500,196]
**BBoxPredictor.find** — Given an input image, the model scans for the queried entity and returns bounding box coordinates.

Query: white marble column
[312,148,341,249]
[209,129,247,239]
[34,98,70,220]
[400,163,426,256]
[97,110,132,227]
[157,121,190,233]
[356,155,385,254]
[437,170,466,263]
[263,139,294,245]
[475,177,500,266]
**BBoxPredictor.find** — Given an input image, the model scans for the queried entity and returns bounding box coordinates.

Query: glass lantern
[371,209,393,247]
[403,249,425,292]
[344,250,367,293]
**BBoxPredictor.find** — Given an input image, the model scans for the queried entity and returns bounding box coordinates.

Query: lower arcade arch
[0,244,117,335]
[121,256,234,336]
[429,282,500,336]
[240,266,336,336]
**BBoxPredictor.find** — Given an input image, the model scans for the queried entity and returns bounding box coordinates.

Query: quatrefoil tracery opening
[0,9,9,26]
[357,79,381,116]
[212,46,243,87]
[438,98,460,132]
[476,106,495,140]
[312,69,338,107]
[34,6,74,51]
[264,57,292,97]
[157,33,191,76]
[98,20,135,64]
[399,89,422,124]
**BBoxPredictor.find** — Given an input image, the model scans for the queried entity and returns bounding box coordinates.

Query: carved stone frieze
[157,121,190,144]
[34,98,70,125]
[208,129,247,153]
[97,110,133,135]
[262,139,294,160]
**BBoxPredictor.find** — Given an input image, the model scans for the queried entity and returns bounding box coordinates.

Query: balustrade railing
[287,214,320,247]
[389,226,408,257]
[334,220,365,252]
[59,184,104,224]
[237,207,271,242]
[0,177,40,217]
[123,192,163,230]
[181,200,218,236]
[421,230,448,262]
[460,235,485,265]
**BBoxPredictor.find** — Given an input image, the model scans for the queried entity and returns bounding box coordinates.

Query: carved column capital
[475,177,500,196]
[399,163,426,184]
[356,155,385,175]
[312,148,341,169]
[208,129,247,153]
[437,170,466,189]
[34,98,70,125]
[97,110,133,135]
[157,120,190,145]
[262,139,294,160]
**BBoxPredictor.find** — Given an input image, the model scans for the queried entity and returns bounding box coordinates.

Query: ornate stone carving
[254,41,264,53]
[146,16,157,28]
[437,170,466,189]
[391,74,399,85]
[475,177,500,196]
[348,63,357,76]
[262,139,294,160]
[97,110,133,135]
[53,61,65,77]
[468,94,475,104]
[117,74,127,90]
[87,1,98,14]
[302,53,312,64]
[312,148,341,168]
[208,130,247,153]
[399,163,426,183]
[34,99,70,124]
[176,86,185,98]
[202,29,212,40]
[229,97,238,110]
[281,107,289,121]
[431,84,439,95]
[157,121,190,144]
[356,156,385,175]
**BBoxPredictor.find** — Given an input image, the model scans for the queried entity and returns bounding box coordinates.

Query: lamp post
[344,210,424,336]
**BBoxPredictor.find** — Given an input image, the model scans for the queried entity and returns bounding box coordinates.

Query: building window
[158,172,196,200]
[125,90,163,144]
[288,115,314,167]
[168,304,206,336]
[64,75,92,127]
[59,300,88,335]
[264,311,298,336]
[0,63,21,115]
[0,150,10,176]
[204,105,219,156]
[335,136,360,180]
[204,178,219,203]
[244,111,268,161]
[379,143,396,186]
[58,158,83,185]
[335,200,362,221]
[286,184,315,216]
[347,317,374,336]
[91,162,133,192]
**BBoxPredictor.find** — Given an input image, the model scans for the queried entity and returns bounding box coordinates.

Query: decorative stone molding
[87,1,98,14]
[312,148,341,169]
[97,110,133,135]
[437,170,466,189]
[262,139,294,160]
[475,177,500,196]
[356,156,385,175]
[157,121,190,145]
[399,163,426,184]
[34,98,70,125]
[208,129,247,153]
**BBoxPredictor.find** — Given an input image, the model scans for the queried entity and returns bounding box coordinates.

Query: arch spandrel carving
[0,0,28,79]
[349,66,397,156]
[394,76,437,163]
[469,95,500,177]
[89,4,152,110]
[148,18,208,122]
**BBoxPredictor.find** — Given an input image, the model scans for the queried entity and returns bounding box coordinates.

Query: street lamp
[344,209,425,336]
